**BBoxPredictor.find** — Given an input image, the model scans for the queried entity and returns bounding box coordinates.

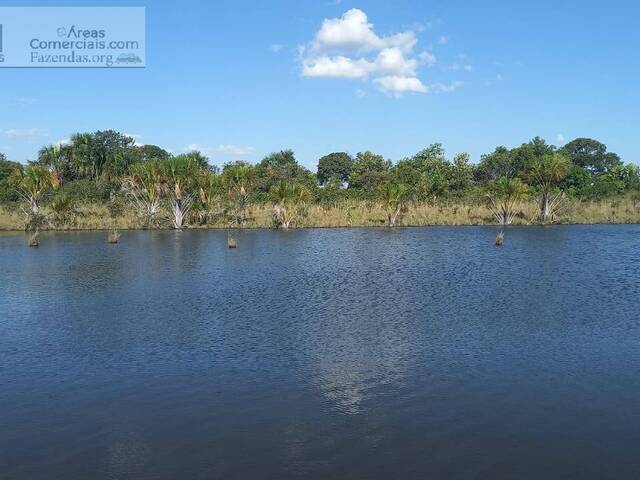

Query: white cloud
[300,9,468,98]
[55,138,70,147]
[303,47,419,79]
[429,81,464,93]
[310,8,416,54]
[215,144,256,156]
[303,55,372,78]
[556,134,565,144]
[443,56,473,72]
[438,35,449,45]
[375,48,418,76]
[184,144,255,157]
[0,128,47,139]
[419,50,437,67]
[270,44,283,53]
[375,76,427,97]
[355,88,366,98]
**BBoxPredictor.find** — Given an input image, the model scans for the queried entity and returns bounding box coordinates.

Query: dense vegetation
[1,130,639,231]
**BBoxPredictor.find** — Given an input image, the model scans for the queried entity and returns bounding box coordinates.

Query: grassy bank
[2,198,640,231]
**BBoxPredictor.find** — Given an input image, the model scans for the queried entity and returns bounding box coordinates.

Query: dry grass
[1,198,639,231]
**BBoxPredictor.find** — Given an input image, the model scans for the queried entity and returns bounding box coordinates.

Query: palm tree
[9,164,59,230]
[270,181,310,229]
[164,154,200,229]
[528,153,570,222]
[223,163,254,226]
[69,133,94,179]
[485,177,528,226]
[38,145,64,182]
[122,160,165,225]
[197,171,223,224]
[377,181,408,227]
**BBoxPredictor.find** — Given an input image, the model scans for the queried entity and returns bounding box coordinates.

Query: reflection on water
[2,226,640,479]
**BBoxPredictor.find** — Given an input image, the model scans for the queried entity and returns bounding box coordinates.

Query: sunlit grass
[1,198,639,230]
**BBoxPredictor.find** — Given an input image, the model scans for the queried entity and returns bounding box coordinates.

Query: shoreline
[3,197,640,232]
[2,221,640,234]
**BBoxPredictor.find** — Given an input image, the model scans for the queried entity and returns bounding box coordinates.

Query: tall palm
[223,163,254,226]
[485,177,528,226]
[270,181,310,229]
[10,164,59,231]
[122,160,165,224]
[37,145,64,180]
[378,181,408,227]
[10,164,59,215]
[197,171,223,224]
[70,133,94,179]
[164,154,200,229]
[528,153,570,221]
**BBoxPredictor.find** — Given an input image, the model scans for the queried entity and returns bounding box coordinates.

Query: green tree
[317,152,353,185]
[270,181,310,229]
[377,181,408,227]
[561,138,622,173]
[477,137,555,182]
[485,177,528,226]
[350,151,391,192]
[0,155,23,202]
[222,162,255,226]
[134,144,171,162]
[163,153,201,229]
[476,146,515,181]
[527,152,570,221]
[255,150,316,193]
[196,171,224,224]
[9,164,59,229]
[122,159,165,224]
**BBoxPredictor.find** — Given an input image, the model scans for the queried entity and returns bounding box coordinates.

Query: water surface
[2,226,640,479]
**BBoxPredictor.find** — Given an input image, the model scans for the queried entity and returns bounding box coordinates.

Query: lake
[2,226,640,479]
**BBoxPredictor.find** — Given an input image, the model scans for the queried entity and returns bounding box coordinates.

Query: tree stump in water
[495,231,504,246]
[227,234,237,249]
[108,230,120,244]
[28,231,39,247]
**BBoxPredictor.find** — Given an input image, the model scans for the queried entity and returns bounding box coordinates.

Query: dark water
[2,226,640,479]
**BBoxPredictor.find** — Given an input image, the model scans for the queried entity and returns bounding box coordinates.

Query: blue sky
[2,0,639,169]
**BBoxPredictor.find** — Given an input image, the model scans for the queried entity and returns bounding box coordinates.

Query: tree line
[1,130,638,230]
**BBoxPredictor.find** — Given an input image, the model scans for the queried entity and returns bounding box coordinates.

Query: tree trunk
[540,192,550,222]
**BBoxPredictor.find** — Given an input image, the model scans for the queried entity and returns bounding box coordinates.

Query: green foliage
[269,181,311,228]
[1,130,637,229]
[561,138,622,173]
[59,179,113,202]
[485,177,528,225]
[9,164,59,229]
[221,162,255,226]
[255,150,317,193]
[0,156,22,202]
[476,137,555,182]
[9,164,59,209]
[377,181,409,227]
[317,177,349,206]
[163,153,201,198]
[317,152,353,185]
[350,151,391,192]
[134,144,171,162]
[50,194,79,227]
[392,145,473,201]
[527,152,571,190]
